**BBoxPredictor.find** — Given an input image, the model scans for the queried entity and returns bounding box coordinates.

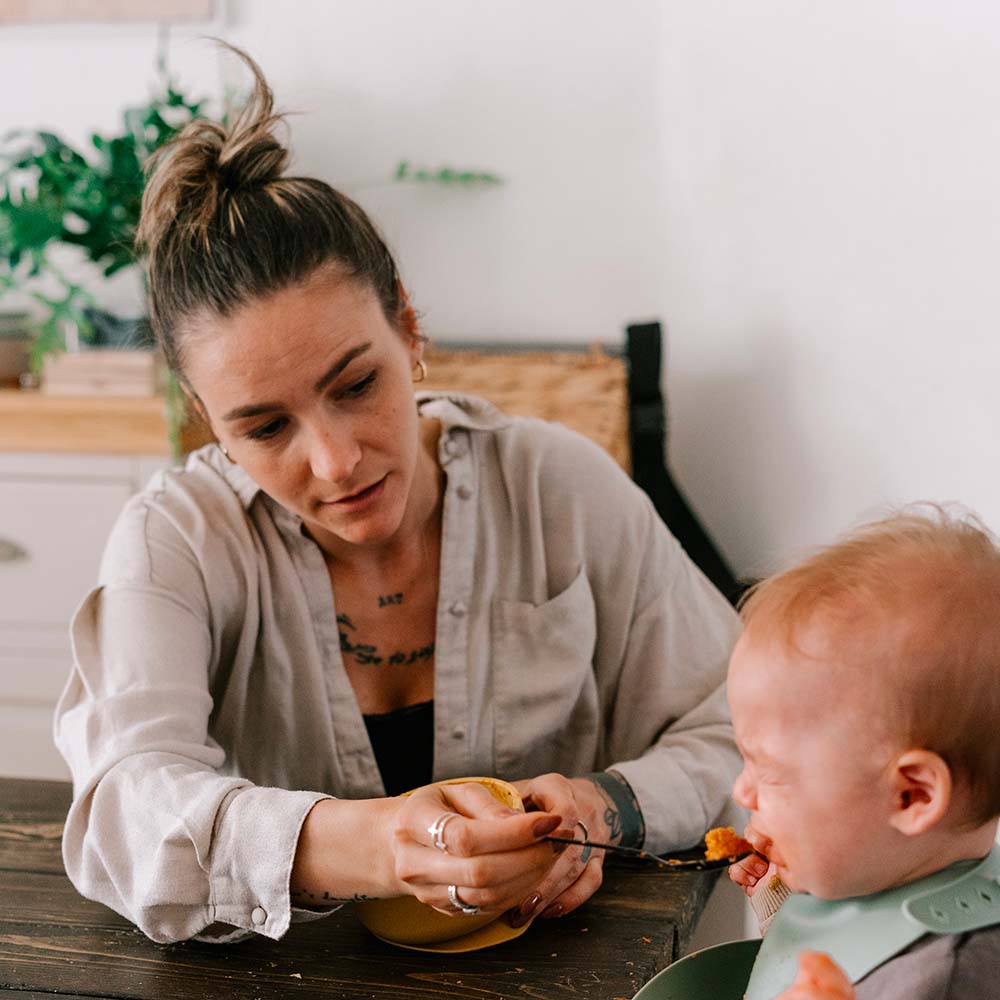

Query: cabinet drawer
[0,477,133,631]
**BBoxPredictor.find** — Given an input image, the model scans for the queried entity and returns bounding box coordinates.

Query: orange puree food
[704,826,754,862]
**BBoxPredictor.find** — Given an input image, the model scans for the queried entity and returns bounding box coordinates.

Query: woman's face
[183,272,425,551]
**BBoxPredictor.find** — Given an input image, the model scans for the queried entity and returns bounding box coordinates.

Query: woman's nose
[732,767,757,811]
[307,426,362,485]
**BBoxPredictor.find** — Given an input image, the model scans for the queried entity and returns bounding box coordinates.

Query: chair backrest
[422,342,631,471]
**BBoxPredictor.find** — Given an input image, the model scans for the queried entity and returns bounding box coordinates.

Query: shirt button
[449,600,467,618]
[444,436,466,458]
[456,484,472,500]
[251,907,267,926]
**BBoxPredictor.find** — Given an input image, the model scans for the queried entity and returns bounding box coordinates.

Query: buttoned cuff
[207,786,334,940]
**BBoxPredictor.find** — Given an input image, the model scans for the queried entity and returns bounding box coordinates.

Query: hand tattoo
[378,593,404,608]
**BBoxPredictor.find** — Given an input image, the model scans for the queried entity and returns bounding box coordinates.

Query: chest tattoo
[337,612,434,668]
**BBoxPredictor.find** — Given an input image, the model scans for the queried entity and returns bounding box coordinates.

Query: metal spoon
[545,835,751,872]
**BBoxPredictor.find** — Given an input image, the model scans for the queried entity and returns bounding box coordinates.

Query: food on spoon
[703,826,754,862]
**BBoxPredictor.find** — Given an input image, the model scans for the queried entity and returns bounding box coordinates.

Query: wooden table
[0,779,717,1000]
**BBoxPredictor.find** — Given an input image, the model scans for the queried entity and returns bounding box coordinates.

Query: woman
[55,47,741,945]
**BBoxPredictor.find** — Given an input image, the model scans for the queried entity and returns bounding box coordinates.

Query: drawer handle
[0,538,28,562]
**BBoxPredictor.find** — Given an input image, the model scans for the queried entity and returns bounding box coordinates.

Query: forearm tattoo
[289,888,378,907]
[336,613,434,667]
[585,769,646,849]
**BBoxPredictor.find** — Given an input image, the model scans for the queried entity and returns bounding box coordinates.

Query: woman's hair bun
[138,41,290,254]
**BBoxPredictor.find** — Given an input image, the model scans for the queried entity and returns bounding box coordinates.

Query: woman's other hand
[506,771,638,926]
[390,781,565,916]
[774,952,856,1000]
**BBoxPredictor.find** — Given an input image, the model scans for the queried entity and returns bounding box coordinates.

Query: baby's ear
[888,749,952,836]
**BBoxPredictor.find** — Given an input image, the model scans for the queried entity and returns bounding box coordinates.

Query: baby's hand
[729,851,773,896]
[728,823,774,899]
[774,952,855,999]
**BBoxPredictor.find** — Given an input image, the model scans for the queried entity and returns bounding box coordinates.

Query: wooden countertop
[0,390,211,456]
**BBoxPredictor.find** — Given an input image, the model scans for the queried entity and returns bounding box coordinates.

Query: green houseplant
[0,80,206,369]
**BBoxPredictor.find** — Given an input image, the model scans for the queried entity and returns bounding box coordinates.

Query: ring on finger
[427,812,460,853]
[576,820,593,864]
[447,884,481,916]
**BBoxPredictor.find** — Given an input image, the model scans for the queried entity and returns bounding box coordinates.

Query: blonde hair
[137,43,416,384]
[740,505,1000,825]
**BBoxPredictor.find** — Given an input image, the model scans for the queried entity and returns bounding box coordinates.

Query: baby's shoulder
[855,924,1000,1000]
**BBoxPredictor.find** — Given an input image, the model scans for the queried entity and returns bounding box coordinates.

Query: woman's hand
[774,953,855,1000]
[389,781,567,916]
[507,771,641,926]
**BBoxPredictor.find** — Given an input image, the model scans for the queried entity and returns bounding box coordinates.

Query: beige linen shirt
[55,392,742,944]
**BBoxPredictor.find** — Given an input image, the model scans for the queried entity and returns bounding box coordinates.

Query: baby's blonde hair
[740,505,1000,826]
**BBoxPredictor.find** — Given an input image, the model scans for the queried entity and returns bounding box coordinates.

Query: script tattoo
[337,613,434,667]
[290,889,377,906]
[378,592,404,608]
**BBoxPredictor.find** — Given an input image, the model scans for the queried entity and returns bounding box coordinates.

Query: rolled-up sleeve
[54,498,332,943]
[602,497,744,853]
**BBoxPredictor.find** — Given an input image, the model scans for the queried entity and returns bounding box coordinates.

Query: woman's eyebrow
[221,342,374,421]
[313,342,372,394]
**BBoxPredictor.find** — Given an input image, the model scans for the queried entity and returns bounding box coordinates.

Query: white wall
[2,1,999,576]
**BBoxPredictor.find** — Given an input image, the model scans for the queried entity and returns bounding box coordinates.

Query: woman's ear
[888,749,952,836]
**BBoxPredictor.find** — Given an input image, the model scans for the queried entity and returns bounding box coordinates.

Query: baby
[727,507,1000,999]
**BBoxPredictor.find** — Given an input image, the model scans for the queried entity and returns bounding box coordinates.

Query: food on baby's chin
[703,826,754,862]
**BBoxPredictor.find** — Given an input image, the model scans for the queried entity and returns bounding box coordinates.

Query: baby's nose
[732,769,757,810]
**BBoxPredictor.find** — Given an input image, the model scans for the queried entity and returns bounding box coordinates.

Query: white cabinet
[0,453,165,779]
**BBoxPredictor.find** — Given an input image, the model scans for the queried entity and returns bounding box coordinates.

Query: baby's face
[728,628,901,899]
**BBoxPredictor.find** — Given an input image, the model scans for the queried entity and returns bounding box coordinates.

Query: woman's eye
[247,417,288,441]
[344,371,377,397]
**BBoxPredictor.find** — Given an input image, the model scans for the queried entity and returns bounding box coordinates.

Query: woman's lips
[327,474,388,512]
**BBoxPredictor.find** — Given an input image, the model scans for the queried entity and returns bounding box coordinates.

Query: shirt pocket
[491,568,600,778]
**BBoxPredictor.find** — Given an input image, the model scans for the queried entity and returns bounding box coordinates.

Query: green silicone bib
[744,844,1000,1000]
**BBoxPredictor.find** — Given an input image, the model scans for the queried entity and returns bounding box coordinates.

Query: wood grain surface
[1,778,716,1000]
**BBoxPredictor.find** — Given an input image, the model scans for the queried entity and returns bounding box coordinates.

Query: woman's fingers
[511,773,581,832]
[507,839,602,927]
[538,855,605,918]
[774,952,855,1000]
[398,838,569,914]
[403,783,563,856]
[389,782,571,914]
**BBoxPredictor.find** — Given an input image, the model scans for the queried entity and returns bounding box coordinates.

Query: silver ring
[576,820,593,864]
[447,883,481,916]
[427,811,459,853]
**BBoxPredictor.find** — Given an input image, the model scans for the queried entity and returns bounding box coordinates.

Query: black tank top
[361,699,434,796]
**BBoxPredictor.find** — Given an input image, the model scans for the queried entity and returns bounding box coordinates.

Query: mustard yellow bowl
[355,776,532,952]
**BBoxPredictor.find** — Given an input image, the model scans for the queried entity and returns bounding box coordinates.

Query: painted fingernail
[551,839,567,855]
[540,903,565,919]
[509,894,542,928]
[532,815,561,838]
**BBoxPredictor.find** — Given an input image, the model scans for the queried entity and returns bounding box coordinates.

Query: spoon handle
[544,835,750,870]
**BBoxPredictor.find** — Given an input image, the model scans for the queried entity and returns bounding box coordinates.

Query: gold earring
[220,444,235,463]
[412,359,427,383]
